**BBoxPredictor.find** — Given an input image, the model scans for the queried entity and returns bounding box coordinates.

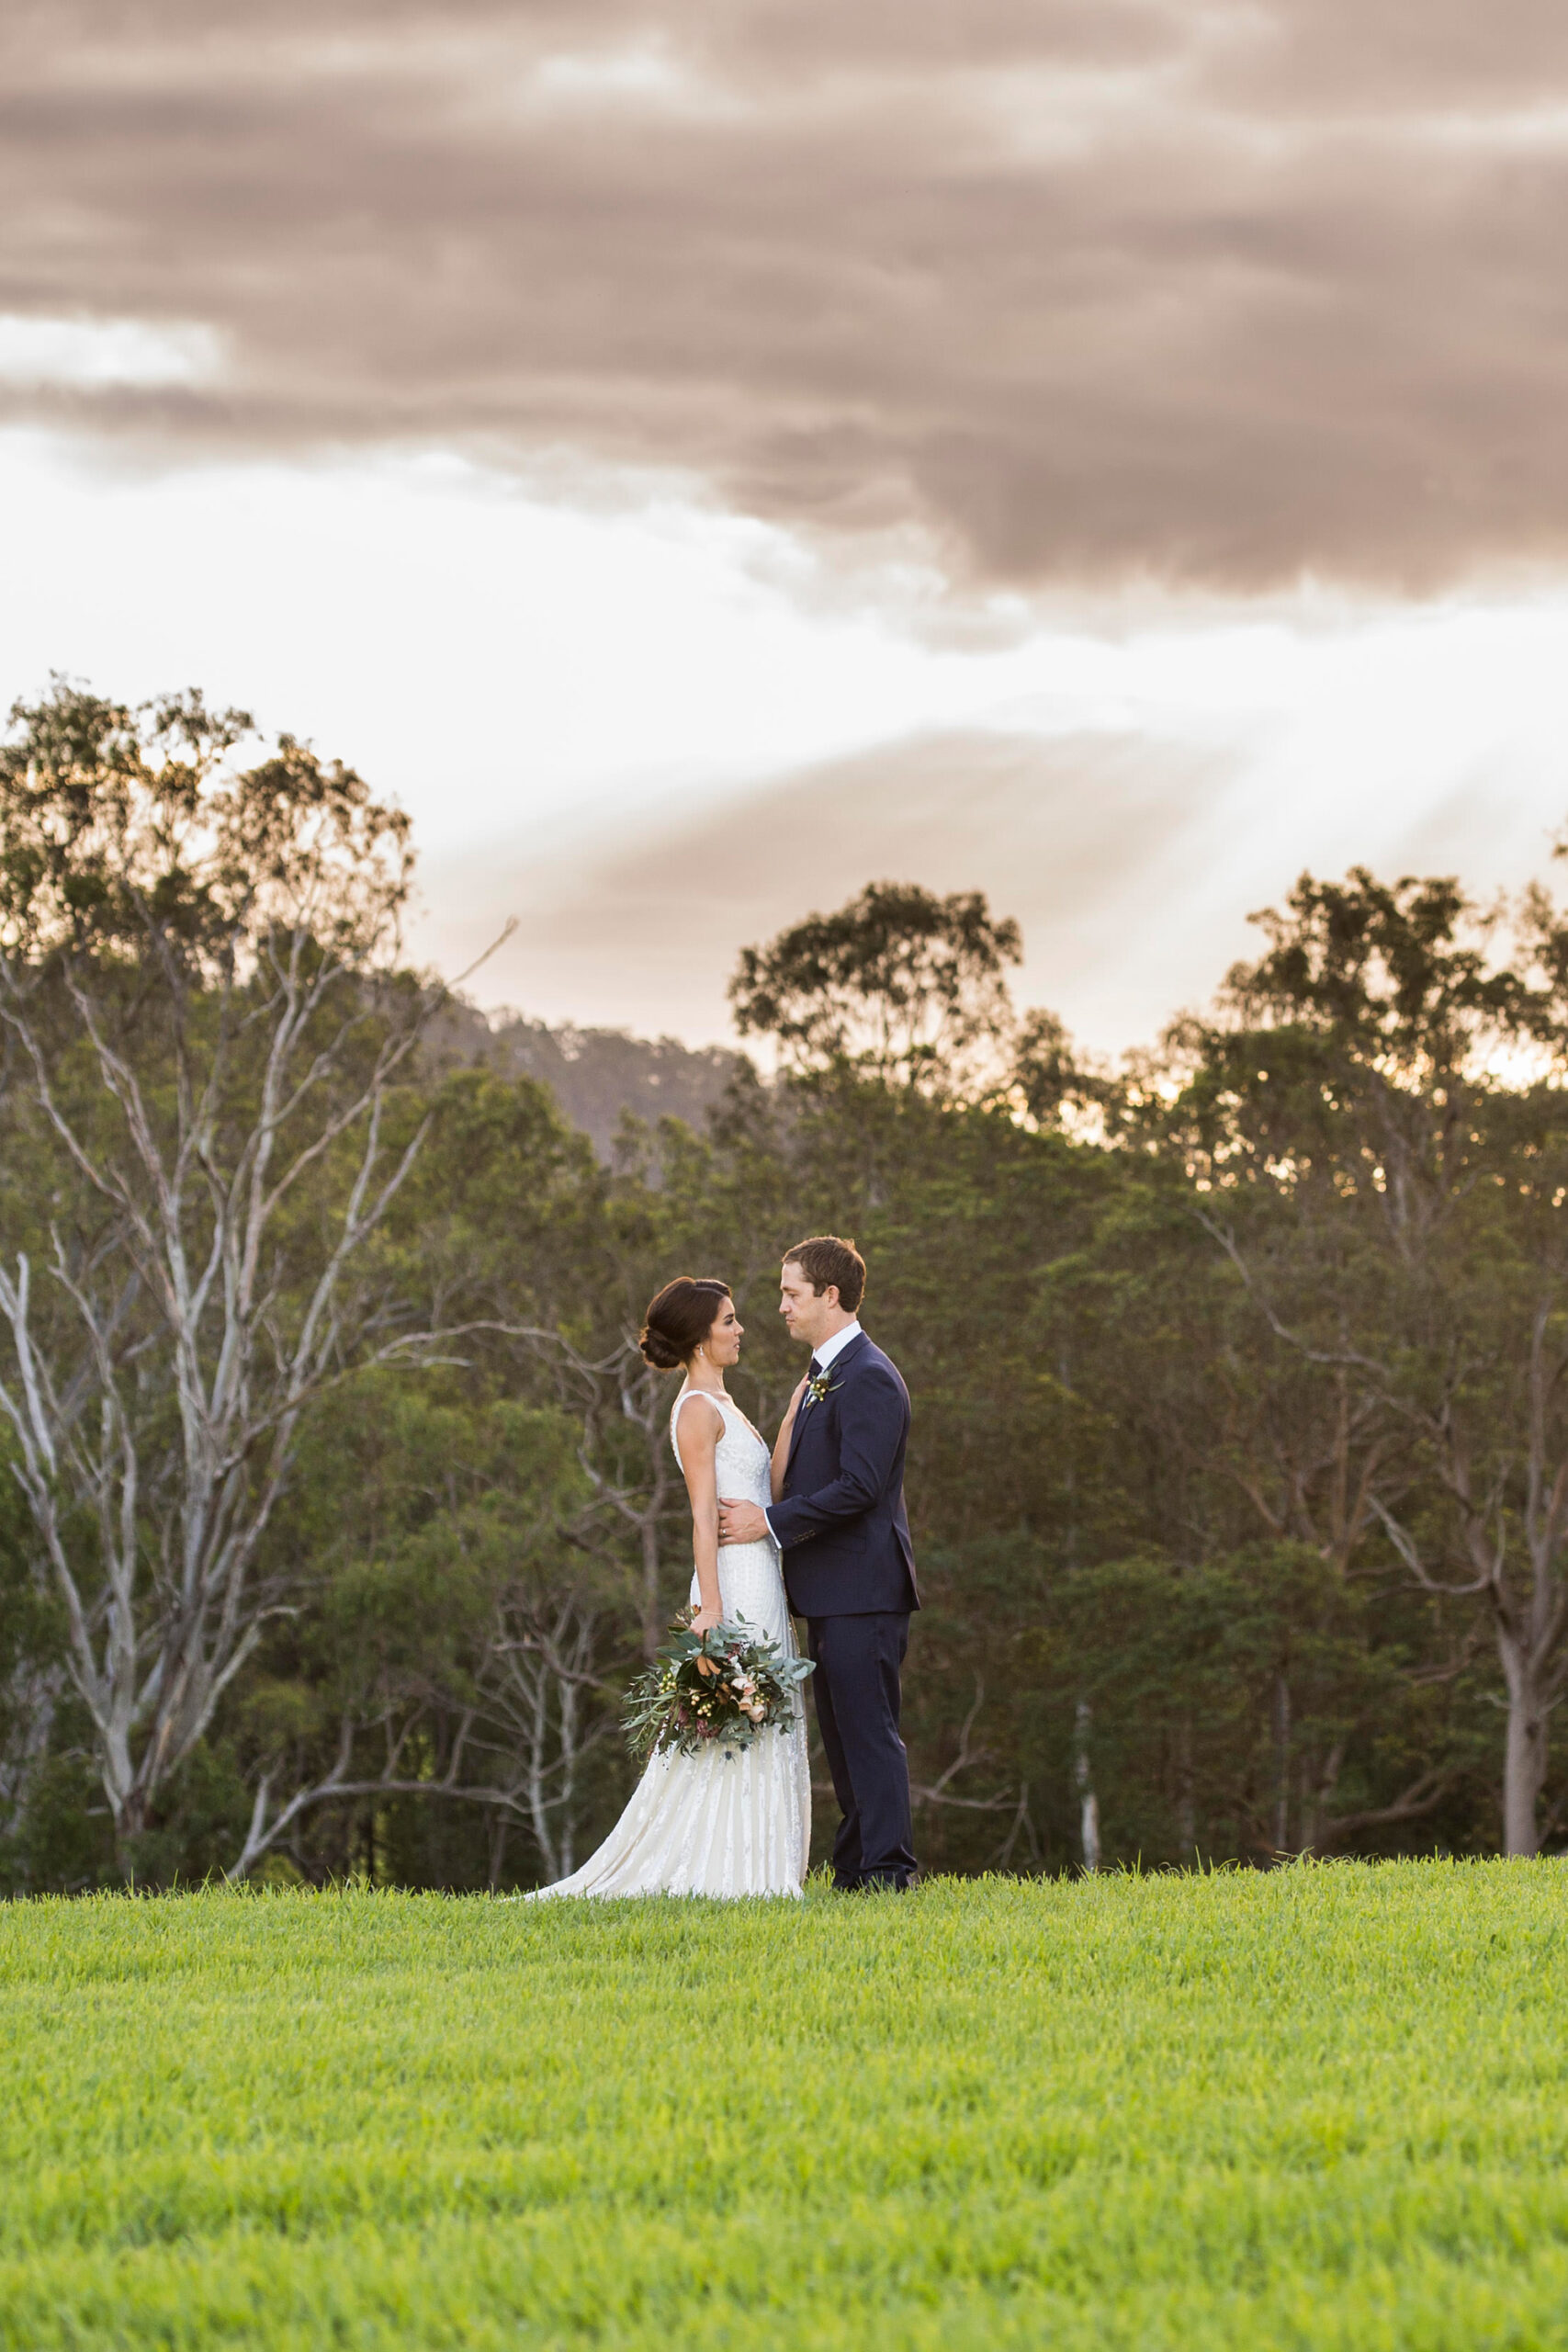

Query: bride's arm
[770,1376,810,1502]
[675,1394,726,1634]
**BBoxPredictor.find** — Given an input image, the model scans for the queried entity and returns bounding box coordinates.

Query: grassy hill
[4,1864,1567,2348]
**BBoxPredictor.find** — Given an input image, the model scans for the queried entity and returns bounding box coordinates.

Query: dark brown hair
[639,1276,733,1371]
[783,1235,866,1316]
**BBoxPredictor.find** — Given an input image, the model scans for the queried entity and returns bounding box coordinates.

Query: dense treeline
[3,680,1568,1892]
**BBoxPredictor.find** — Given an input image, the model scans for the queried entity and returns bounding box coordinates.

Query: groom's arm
[764,1365,908,1550]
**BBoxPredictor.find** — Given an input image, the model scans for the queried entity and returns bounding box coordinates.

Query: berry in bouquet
[622,1612,815,1763]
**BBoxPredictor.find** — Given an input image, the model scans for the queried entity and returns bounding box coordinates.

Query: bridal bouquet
[622,1615,814,1763]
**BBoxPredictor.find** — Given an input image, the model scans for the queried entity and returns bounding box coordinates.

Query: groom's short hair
[784,1235,865,1315]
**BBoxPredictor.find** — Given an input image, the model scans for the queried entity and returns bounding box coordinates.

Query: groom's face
[779,1261,838,1348]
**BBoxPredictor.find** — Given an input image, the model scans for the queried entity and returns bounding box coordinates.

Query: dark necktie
[808,1357,822,1384]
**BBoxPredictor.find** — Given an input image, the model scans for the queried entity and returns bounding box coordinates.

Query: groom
[718,1236,919,1892]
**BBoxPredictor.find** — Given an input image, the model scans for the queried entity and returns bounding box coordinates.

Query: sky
[5,0,1568,1055]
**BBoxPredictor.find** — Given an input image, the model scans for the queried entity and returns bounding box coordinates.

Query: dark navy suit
[768,1330,919,1890]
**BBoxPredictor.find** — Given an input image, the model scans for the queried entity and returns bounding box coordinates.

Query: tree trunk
[112,1786,152,1877]
[1272,1674,1292,1854]
[0,1664,62,1848]
[1500,1631,1548,1858]
[1074,1698,1100,1871]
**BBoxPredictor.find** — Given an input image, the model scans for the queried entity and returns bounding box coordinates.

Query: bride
[521,1275,811,1899]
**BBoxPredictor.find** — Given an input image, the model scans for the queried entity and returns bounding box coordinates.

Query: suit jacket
[769,1331,919,1618]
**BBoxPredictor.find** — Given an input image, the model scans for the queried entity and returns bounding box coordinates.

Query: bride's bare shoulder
[672,1389,725,1442]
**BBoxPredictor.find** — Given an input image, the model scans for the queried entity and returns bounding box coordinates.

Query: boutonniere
[804,1370,841,1410]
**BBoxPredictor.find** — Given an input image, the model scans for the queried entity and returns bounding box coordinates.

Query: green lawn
[4,1865,1568,2349]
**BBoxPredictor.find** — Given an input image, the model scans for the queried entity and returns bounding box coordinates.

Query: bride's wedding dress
[521,1385,811,1900]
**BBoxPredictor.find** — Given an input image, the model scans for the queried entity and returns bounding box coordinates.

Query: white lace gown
[520,1386,811,1900]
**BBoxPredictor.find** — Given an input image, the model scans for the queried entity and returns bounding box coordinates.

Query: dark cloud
[5,1,1568,591]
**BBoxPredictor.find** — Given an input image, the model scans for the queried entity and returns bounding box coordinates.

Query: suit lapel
[786,1331,871,1475]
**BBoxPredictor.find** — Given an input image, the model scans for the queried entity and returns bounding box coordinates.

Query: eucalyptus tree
[1158,865,1568,1855]
[728,879,1022,1095]
[200,1068,727,1889]
[0,678,462,1871]
[221,1374,623,1889]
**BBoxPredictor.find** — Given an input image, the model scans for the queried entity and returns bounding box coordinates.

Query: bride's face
[703,1296,743,1367]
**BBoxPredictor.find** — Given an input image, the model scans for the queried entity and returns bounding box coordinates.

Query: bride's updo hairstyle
[639,1276,732,1372]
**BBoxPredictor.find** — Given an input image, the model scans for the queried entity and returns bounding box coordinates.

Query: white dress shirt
[762,1320,863,1544]
[809,1318,863,1374]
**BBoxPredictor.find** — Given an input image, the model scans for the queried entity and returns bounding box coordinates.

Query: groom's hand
[717,1498,770,1545]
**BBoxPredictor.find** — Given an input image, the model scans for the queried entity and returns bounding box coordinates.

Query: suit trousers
[806,1611,917,1890]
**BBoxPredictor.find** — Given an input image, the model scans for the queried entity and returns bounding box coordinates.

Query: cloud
[419,725,1237,1048]
[4,2,1567,593]
[0,315,222,389]
[414,643,1568,1056]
